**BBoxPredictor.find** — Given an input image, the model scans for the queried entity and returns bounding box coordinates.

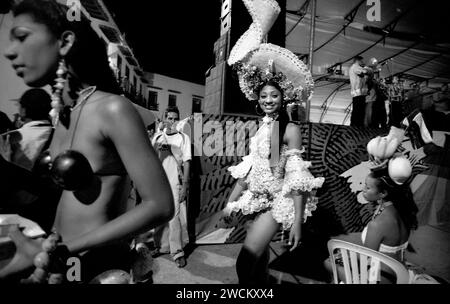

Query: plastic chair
[327,239,410,284]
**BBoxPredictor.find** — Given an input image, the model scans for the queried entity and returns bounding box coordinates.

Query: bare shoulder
[283,122,302,144]
[285,122,302,138]
[94,93,134,115]
[369,213,394,233]
[90,93,138,123]
[366,220,383,236]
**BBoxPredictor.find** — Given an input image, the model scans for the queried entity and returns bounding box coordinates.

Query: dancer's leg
[236,211,280,284]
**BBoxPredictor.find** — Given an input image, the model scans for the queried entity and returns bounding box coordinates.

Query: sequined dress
[226,116,325,230]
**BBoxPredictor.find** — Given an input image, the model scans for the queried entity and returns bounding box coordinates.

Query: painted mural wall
[187,114,430,244]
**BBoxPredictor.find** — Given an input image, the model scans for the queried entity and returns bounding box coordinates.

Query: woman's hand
[216,206,239,228]
[0,226,43,280]
[288,217,302,252]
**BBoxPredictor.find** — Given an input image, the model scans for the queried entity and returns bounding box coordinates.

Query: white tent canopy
[285,0,450,124]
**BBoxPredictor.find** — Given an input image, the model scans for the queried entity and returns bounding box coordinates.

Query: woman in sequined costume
[223,80,324,284]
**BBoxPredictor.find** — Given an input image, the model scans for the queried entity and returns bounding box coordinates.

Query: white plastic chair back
[327,239,410,284]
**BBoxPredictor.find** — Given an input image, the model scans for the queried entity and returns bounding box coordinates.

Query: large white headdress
[228,0,314,105]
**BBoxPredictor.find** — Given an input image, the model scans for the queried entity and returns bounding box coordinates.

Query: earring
[50,58,68,126]
[255,103,264,116]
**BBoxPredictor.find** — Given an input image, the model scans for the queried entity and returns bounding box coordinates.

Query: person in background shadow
[8,88,53,171]
[0,89,56,231]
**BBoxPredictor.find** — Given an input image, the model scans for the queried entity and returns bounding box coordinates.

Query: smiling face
[4,13,60,87]
[258,84,283,115]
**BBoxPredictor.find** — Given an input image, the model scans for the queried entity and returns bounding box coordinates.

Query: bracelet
[20,232,71,284]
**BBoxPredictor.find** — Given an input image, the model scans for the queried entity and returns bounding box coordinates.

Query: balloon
[384,137,399,159]
[367,136,381,157]
[388,156,412,185]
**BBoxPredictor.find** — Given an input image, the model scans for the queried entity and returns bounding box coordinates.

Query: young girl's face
[259,85,282,115]
[5,13,60,87]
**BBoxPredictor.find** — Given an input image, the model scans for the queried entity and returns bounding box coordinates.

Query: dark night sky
[105,1,222,85]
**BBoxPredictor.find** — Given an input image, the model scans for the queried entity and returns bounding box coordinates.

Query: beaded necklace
[71,86,97,111]
[372,201,393,220]
[67,86,96,149]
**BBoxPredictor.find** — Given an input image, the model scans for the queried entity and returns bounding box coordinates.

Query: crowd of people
[0,0,443,285]
[349,55,448,130]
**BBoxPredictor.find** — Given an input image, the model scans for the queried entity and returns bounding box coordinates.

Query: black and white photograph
[0,0,449,294]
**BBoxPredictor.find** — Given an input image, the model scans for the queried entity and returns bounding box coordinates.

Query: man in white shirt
[151,106,191,268]
[349,56,370,127]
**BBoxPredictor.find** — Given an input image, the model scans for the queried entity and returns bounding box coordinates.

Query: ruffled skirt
[226,155,323,230]
[226,185,319,230]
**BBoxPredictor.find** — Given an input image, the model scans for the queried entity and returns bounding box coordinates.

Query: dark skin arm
[227,179,248,202]
[363,217,387,251]
[283,122,304,251]
[66,96,174,253]
[0,96,174,279]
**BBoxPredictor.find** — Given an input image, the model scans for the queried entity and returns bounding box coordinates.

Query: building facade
[0,0,204,124]
[142,72,204,121]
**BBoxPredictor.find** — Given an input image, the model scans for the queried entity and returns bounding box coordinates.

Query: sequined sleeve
[227,155,253,179]
[281,148,324,196]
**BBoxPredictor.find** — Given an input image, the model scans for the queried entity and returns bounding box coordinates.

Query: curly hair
[12,0,121,95]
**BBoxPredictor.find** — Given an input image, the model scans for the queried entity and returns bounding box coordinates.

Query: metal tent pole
[306,0,316,122]
[306,0,316,160]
